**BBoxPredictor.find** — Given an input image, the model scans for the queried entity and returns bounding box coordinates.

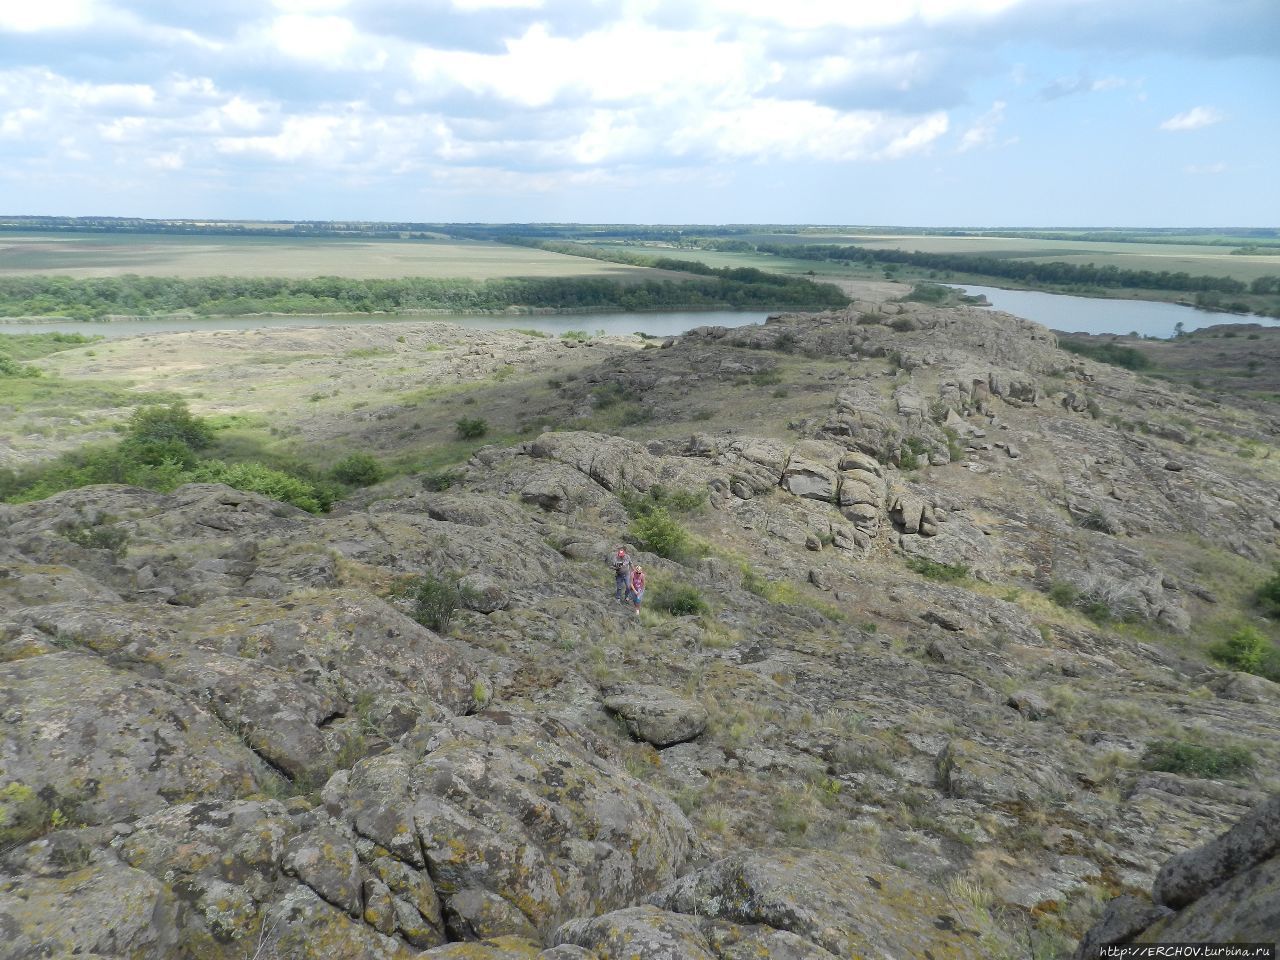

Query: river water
[0,309,773,340]
[1,289,1275,341]
[951,284,1278,338]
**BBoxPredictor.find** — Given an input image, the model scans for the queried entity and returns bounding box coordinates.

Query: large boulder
[0,652,263,828]
[648,849,1005,958]
[603,685,709,748]
[1152,793,1280,909]
[329,710,694,938]
[555,904,837,959]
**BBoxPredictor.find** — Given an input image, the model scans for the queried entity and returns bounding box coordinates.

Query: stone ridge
[1,301,1278,957]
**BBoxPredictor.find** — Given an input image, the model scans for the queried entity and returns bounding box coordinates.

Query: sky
[0,0,1276,226]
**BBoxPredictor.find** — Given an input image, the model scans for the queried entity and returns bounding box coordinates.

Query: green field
[0,233,680,282]
[730,233,1278,283]
[584,242,884,280]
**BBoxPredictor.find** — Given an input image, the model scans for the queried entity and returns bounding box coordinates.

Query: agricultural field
[0,233,680,282]
[733,233,1279,283]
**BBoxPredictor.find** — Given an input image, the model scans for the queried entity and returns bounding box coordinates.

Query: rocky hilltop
[1,296,1277,958]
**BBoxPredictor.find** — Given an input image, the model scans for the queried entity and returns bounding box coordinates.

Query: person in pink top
[628,565,646,614]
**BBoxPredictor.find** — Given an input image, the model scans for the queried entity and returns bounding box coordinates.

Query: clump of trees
[0,401,389,514]
[1057,339,1153,370]
[0,270,849,321]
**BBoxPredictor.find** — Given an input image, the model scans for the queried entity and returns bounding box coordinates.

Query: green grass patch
[1142,740,1255,779]
[649,580,710,617]
[1058,339,1153,371]
[1259,567,1280,619]
[905,556,970,583]
[1209,624,1280,681]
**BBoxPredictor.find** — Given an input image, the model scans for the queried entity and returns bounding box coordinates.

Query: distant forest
[0,272,849,320]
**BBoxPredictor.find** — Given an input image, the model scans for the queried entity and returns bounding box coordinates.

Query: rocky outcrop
[326,711,695,940]
[603,685,709,747]
[1076,794,1280,955]
[649,849,999,958]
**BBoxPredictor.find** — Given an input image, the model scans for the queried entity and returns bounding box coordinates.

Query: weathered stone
[446,887,541,941]
[1073,895,1173,959]
[1007,690,1050,720]
[1153,794,1280,909]
[1140,855,1280,945]
[281,825,364,917]
[603,685,709,748]
[0,853,180,960]
[649,849,1005,957]
[0,652,262,825]
[460,572,510,612]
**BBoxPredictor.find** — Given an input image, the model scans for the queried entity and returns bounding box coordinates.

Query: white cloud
[273,0,351,11]
[451,0,544,8]
[0,0,98,32]
[1185,162,1227,175]
[957,100,1005,152]
[147,152,185,171]
[412,22,759,109]
[1159,105,1223,131]
[693,0,1028,31]
[268,14,358,62]
[220,97,268,131]
[216,115,344,161]
[669,100,948,162]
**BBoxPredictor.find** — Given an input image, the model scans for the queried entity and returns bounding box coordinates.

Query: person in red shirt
[628,565,646,615]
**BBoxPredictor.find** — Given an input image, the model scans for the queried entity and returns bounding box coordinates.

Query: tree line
[0,272,848,320]
[748,242,1270,295]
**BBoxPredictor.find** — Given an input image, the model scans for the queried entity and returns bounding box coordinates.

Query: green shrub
[619,484,707,518]
[410,574,466,633]
[1259,567,1280,618]
[942,426,965,462]
[1142,740,1255,779]
[1210,625,1280,681]
[421,470,461,491]
[591,382,627,408]
[455,417,488,440]
[629,507,700,562]
[560,330,590,342]
[331,453,385,487]
[905,556,969,583]
[62,521,130,556]
[0,354,40,377]
[126,402,213,451]
[187,460,324,513]
[1058,339,1153,371]
[652,582,709,617]
[902,282,951,304]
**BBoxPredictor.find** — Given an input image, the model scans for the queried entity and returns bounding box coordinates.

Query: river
[950,284,1278,338]
[1,289,1276,342]
[0,309,773,340]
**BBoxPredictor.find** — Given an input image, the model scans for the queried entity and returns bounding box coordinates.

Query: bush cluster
[455,417,488,440]
[651,581,709,617]
[1210,625,1280,682]
[0,401,364,515]
[1142,739,1254,779]
[905,556,969,583]
[408,573,475,633]
[1259,567,1280,619]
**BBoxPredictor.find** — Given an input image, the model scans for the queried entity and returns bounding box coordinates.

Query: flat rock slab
[603,685,709,747]
[649,848,1009,958]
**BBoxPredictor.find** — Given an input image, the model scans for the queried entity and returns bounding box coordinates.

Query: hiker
[628,565,646,614]
[612,548,633,601]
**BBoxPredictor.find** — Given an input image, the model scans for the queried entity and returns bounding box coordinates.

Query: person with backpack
[612,548,633,602]
[628,565,646,615]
